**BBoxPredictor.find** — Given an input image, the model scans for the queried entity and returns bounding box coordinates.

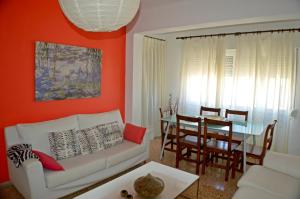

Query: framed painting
[35,41,102,101]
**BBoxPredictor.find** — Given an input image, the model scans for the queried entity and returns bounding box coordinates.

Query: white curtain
[179,37,225,115]
[142,37,167,137]
[226,32,296,152]
[179,32,296,153]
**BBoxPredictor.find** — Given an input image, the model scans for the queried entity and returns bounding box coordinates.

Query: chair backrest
[203,118,233,152]
[200,106,221,116]
[262,120,277,156]
[159,107,171,135]
[176,114,202,146]
[173,98,179,115]
[225,109,248,122]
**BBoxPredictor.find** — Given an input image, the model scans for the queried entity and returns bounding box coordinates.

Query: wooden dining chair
[176,114,203,174]
[235,120,277,169]
[159,107,177,153]
[225,109,248,122]
[200,106,221,116]
[202,118,238,181]
[225,109,248,144]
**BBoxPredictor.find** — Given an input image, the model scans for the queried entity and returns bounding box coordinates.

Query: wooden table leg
[243,134,246,173]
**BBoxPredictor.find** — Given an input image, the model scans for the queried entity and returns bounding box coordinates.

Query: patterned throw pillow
[74,130,91,155]
[99,121,123,149]
[7,144,39,168]
[82,125,105,153]
[48,129,81,160]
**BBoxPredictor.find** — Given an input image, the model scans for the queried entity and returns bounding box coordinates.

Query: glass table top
[161,114,265,136]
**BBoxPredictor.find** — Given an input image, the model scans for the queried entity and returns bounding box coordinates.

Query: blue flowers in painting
[35,41,101,101]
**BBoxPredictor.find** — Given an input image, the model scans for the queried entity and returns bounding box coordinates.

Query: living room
[0,0,300,199]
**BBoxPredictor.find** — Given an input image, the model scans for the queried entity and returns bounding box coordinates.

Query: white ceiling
[140,0,182,9]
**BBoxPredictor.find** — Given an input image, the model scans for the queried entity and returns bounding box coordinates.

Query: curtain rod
[144,35,166,42]
[176,28,300,40]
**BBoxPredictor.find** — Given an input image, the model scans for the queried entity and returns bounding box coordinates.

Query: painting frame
[35,41,102,101]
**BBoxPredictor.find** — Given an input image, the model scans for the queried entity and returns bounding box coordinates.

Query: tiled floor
[0,138,241,199]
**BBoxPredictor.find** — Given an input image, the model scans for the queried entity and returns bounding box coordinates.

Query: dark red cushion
[32,150,64,171]
[123,123,146,144]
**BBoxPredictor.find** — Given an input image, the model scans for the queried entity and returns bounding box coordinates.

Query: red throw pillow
[32,150,64,171]
[123,123,146,144]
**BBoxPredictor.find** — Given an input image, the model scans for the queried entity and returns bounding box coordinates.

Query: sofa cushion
[77,110,124,131]
[124,123,146,144]
[74,129,92,155]
[16,115,79,156]
[102,121,123,149]
[238,165,300,199]
[44,152,106,188]
[104,140,146,168]
[32,150,64,171]
[233,187,282,199]
[48,129,81,160]
[80,125,105,153]
[7,144,39,168]
[264,151,300,179]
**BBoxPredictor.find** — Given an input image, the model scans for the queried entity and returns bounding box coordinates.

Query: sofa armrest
[141,129,152,159]
[143,129,152,143]
[8,158,47,199]
[263,151,300,179]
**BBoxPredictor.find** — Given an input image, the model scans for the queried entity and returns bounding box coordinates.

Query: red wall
[0,1,125,183]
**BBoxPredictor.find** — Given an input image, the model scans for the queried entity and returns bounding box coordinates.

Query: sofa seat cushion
[44,152,106,188]
[104,140,146,168]
[233,187,282,199]
[238,165,300,199]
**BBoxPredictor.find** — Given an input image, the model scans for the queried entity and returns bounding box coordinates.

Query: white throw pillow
[16,115,80,155]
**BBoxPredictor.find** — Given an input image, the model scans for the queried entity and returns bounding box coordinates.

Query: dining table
[160,114,265,173]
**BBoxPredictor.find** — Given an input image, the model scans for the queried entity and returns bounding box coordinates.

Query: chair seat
[232,136,243,144]
[207,139,239,152]
[180,135,207,146]
[236,143,263,156]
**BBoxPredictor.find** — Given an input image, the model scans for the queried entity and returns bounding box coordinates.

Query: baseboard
[0,181,12,188]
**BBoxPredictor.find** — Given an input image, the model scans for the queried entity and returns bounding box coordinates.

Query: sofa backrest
[5,126,22,149]
[77,109,124,131]
[6,115,80,155]
[4,109,124,155]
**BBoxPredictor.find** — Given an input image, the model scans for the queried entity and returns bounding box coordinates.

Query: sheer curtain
[223,32,296,152]
[141,37,167,137]
[179,32,296,153]
[179,37,225,115]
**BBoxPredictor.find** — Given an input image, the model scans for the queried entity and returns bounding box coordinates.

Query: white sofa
[5,110,151,199]
[233,151,300,199]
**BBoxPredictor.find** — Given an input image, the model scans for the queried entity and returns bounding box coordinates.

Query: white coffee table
[74,161,199,199]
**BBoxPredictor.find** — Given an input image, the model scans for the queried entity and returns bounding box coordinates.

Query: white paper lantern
[58,0,140,32]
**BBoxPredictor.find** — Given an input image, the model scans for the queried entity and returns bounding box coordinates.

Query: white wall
[126,0,300,124]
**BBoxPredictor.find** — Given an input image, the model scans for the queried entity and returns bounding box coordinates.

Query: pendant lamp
[58,0,140,32]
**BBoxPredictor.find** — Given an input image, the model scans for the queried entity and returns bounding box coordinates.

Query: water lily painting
[35,41,101,101]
